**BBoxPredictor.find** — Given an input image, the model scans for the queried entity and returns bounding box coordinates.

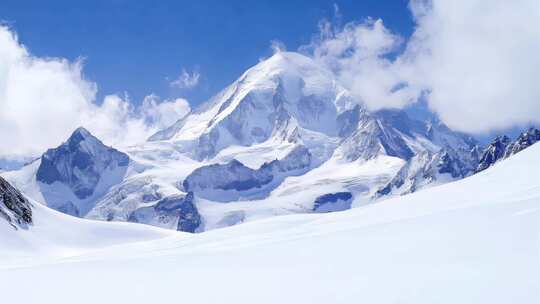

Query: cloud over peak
[302,0,540,133]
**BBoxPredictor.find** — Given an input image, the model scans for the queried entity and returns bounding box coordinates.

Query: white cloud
[303,0,540,133]
[270,39,287,54]
[0,26,190,159]
[170,68,200,89]
[303,18,419,111]
[140,94,190,129]
[403,0,540,133]
[82,94,190,149]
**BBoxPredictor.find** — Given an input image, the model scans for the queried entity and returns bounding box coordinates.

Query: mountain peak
[67,127,95,145]
[265,51,329,71]
[264,51,315,67]
[147,50,346,158]
[72,127,92,137]
[242,51,335,88]
[36,128,130,210]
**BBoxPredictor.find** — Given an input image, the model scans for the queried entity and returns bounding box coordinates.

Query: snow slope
[0,200,177,266]
[0,143,538,303]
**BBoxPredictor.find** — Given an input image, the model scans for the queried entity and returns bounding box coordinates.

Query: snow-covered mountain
[36,128,129,199]
[35,127,130,216]
[148,52,349,160]
[1,136,539,304]
[2,52,489,232]
[4,127,132,219]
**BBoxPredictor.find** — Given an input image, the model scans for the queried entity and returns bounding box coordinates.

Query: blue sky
[0,0,536,159]
[0,0,414,107]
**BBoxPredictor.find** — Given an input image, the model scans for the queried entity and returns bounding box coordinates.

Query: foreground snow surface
[1,144,539,303]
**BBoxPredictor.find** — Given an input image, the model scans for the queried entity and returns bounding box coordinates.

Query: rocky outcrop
[128,192,201,233]
[183,146,312,202]
[504,128,540,158]
[476,136,511,172]
[0,176,32,228]
[338,109,414,161]
[312,192,353,213]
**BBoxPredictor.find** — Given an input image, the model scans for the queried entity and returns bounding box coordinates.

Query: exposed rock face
[382,127,540,196]
[476,136,511,173]
[313,192,353,213]
[367,110,480,197]
[264,145,312,172]
[338,109,414,161]
[128,192,201,233]
[185,159,273,194]
[36,127,130,199]
[336,108,477,164]
[504,128,540,158]
[183,146,312,202]
[0,176,32,228]
[476,128,540,173]
[437,150,471,178]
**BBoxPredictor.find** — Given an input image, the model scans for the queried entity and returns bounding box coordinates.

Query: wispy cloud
[270,39,287,54]
[170,68,200,89]
[302,17,412,111]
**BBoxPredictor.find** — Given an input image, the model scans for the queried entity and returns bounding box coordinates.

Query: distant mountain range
[476,128,540,172]
[2,52,538,232]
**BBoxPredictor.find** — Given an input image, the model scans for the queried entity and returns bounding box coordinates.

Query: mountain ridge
[3,51,530,233]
